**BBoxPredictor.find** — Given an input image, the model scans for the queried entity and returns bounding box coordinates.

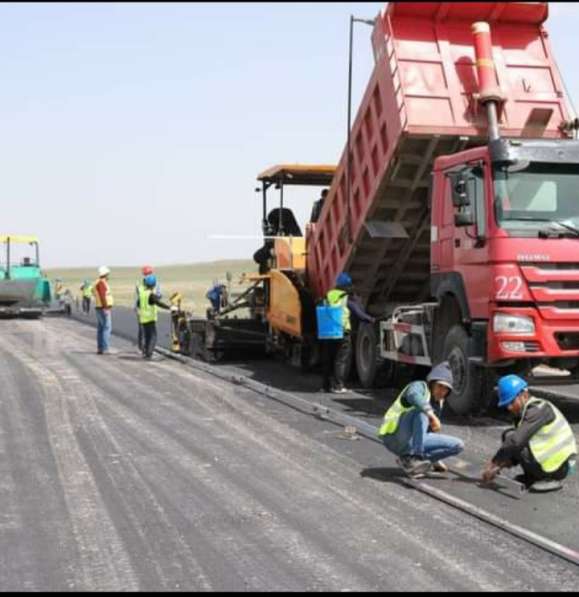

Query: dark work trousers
[502,429,570,487]
[321,333,352,391]
[138,322,144,352]
[82,297,91,314]
[142,321,158,358]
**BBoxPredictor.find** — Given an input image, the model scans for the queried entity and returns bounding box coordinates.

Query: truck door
[440,163,490,319]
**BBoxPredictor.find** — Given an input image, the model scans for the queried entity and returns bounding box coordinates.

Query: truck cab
[429,139,579,405]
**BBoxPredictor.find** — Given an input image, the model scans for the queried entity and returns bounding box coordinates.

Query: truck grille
[520,264,579,317]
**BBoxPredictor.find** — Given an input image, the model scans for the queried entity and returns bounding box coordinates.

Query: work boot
[432,461,448,473]
[330,386,349,394]
[528,479,563,493]
[397,456,432,478]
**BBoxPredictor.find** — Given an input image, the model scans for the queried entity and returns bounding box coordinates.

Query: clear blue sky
[0,2,577,268]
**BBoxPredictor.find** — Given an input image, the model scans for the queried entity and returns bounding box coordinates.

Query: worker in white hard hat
[93,266,115,355]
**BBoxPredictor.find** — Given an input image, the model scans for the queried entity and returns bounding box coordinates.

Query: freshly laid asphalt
[73,306,579,550]
[0,309,577,590]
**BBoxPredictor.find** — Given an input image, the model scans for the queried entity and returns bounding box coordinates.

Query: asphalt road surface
[1,316,578,590]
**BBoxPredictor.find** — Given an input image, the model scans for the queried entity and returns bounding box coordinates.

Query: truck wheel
[442,325,481,415]
[355,323,379,388]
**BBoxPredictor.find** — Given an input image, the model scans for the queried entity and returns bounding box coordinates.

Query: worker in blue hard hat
[321,271,375,394]
[482,374,577,492]
[136,273,175,359]
[206,279,228,319]
[135,265,162,353]
[378,361,465,478]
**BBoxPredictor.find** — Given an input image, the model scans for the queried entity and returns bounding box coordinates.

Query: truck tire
[355,323,379,388]
[442,324,481,415]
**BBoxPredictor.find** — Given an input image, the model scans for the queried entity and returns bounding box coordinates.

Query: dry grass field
[45,260,256,313]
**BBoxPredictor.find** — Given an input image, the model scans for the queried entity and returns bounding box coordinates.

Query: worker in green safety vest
[136,274,175,359]
[321,272,374,394]
[80,280,93,314]
[482,374,577,492]
[377,361,464,478]
[135,265,163,352]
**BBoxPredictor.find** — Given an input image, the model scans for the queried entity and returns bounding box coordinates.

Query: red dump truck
[302,1,579,414]
[183,1,579,415]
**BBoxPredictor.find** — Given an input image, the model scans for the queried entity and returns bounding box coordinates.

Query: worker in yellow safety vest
[378,361,464,478]
[135,265,162,352]
[321,271,374,394]
[482,374,577,492]
[136,274,175,359]
[80,280,93,314]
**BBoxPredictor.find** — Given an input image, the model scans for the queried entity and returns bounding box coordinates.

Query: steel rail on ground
[154,346,579,569]
[65,314,579,568]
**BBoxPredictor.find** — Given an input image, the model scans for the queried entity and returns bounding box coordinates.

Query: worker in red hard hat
[135,265,162,352]
[136,274,175,359]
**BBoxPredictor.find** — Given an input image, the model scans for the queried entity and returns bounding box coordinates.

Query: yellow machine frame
[252,164,336,341]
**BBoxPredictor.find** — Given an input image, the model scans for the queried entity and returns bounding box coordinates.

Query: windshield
[1,242,39,269]
[494,163,579,236]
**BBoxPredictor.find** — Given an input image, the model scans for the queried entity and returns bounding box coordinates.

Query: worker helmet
[497,374,528,408]
[426,361,454,392]
[144,274,157,288]
[142,265,154,276]
[98,265,110,277]
[336,272,352,288]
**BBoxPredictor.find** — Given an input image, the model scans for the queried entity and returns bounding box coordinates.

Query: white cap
[98,265,110,277]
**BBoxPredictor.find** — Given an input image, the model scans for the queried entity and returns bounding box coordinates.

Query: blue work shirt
[347,296,374,323]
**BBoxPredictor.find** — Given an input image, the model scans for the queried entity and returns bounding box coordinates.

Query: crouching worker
[482,375,577,492]
[137,274,176,360]
[378,362,464,478]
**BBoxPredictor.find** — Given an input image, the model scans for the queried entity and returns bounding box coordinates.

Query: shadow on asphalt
[360,467,407,486]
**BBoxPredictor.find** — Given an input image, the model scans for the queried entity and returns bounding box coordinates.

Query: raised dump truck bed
[306,1,571,314]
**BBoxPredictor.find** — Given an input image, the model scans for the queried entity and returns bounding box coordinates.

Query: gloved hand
[170,305,178,313]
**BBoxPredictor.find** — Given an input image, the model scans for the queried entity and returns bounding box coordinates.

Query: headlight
[501,342,527,352]
[493,313,535,334]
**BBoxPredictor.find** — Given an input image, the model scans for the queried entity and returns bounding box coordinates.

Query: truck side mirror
[455,212,475,227]
[452,177,470,208]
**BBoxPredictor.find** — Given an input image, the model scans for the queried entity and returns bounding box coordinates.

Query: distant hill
[45,259,255,311]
